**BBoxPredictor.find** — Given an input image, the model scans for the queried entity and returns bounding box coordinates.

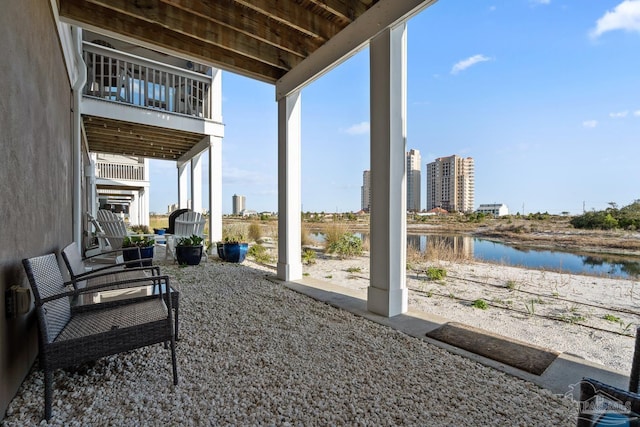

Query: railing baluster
[83,42,211,118]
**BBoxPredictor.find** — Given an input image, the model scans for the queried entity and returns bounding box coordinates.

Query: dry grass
[320,222,350,251]
[223,223,247,242]
[407,237,472,265]
[301,222,313,246]
[248,221,263,242]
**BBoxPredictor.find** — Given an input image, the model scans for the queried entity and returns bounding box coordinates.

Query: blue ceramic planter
[123,246,154,268]
[222,243,248,263]
[176,245,203,266]
[216,242,225,260]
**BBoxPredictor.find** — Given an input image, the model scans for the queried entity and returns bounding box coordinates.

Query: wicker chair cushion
[56,299,167,341]
[25,254,71,343]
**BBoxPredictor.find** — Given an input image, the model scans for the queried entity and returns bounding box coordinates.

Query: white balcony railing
[96,161,145,181]
[83,41,212,118]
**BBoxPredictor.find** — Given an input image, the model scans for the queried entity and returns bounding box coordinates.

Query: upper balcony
[80,41,224,162]
[83,41,212,119]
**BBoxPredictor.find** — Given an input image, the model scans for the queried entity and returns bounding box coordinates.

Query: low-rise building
[477,203,509,217]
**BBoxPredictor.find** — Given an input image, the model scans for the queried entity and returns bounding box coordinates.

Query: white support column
[191,153,203,213]
[277,90,303,281]
[178,162,189,208]
[367,24,408,317]
[210,68,223,123]
[208,137,223,245]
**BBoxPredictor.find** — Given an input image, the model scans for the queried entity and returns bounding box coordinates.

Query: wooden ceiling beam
[85,0,304,70]
[83,115,202,160]
[84,131,195,150]
[59,0,286,82]
[234,0,346,39]
[86,136,188,155]
[306,0,375,22]
[164,0,323,57]
[84,116,201,140]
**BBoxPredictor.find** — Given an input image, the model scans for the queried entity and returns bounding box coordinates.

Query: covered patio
[58,0,434,317]
[2,257,576,425]
[2,0,634,424]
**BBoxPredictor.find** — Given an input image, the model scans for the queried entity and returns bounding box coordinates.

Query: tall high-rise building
[426,155,475,213]
[232,194,246,215]
[361,170,371,212]
[406,149,421,212]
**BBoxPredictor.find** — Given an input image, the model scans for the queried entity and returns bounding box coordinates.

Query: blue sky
[149,0,640,215]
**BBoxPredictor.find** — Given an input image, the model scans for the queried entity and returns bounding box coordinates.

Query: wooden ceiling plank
[88,138,187,157]
[59,0,285,82]
[305,0,374,22]
[85,0,303,70]
[84,117,202,140]
[85,133,196,153]
[164,0,322,57]
[234,0,346,40]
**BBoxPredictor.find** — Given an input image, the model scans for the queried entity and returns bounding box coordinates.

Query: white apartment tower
[232,194,246,215]
[426,155,475,213]
[406,149,421,212]
[361,170,371,212]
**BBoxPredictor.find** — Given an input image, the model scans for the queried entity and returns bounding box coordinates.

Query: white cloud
[530,0,550,5]
[590,0,640,38]
[634,110,640,116]
[451,54,492,75]
[609,111,629,118]
[582,120,598,128]
[344,121,370,135]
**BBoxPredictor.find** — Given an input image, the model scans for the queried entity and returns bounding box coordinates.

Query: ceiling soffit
[58,0,378,84]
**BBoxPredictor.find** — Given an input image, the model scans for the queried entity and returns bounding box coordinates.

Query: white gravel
[2,258,577,426]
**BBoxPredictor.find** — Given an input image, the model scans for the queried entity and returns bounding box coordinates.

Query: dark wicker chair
[577,378,640,426]
[22,253,178,421]
[630,326,640,394]
[60,242,180,339]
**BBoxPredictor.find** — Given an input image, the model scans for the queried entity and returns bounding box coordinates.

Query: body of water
[311,231,640,279]
[408,234,640,279]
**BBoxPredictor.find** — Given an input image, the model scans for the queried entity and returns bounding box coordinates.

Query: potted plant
[176,234,204,266]
[216,241,225,260]
[122,235,155,268]
[222,232,249,263]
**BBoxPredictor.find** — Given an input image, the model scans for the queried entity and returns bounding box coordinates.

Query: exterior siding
[0,0,73,418]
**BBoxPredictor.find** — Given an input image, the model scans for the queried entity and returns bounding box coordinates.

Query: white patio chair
[96,209,128,250]
[165,210,206,261]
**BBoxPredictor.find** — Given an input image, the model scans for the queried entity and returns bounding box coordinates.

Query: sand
[301,252,640,374]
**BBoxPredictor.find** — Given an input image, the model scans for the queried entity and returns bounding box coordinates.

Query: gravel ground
[2,258,577,426]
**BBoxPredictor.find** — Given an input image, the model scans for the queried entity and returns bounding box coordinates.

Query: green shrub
[302,248,316,265]
[603,314,621,323]
[248,244,272,264]
[472,299,488,310]
[326,233,363,259]
[130,224,151,234]
[425,266,447,281]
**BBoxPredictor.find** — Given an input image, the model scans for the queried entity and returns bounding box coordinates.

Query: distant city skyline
[149,1,640,215]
